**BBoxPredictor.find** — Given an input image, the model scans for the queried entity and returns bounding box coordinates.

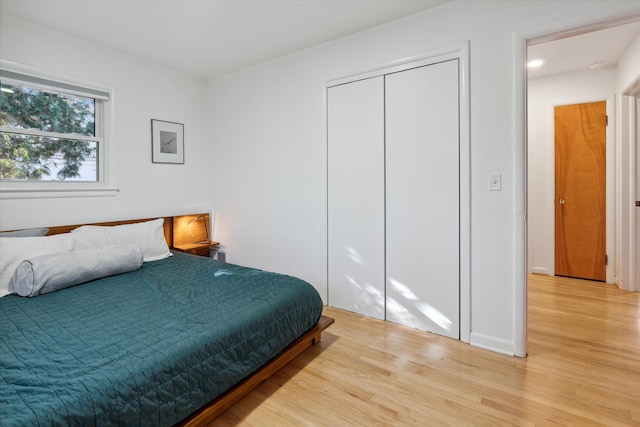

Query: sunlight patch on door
[345,274,384,318]
[345,246,364,264]
[388,278,453,331]
[389,278,418,301]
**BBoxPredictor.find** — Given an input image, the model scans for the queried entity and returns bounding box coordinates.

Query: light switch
[489,173,502,191]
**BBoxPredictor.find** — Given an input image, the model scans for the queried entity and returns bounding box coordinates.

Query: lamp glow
[186,214,209,242]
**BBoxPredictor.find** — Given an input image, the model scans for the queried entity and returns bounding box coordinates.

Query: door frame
[616,93,638,291]
[325,41,471,342]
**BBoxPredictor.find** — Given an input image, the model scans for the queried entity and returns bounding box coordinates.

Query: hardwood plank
[212,275,640,426]
[181,316,334,426]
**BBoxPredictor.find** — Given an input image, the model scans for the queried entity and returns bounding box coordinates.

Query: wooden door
[554,101,606,281]
[327,77,386,319]
[385,60,460,338]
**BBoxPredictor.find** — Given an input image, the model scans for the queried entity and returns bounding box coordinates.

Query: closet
[327,59,460,339]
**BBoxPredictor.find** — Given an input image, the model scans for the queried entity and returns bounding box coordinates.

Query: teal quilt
[0,252,323,426]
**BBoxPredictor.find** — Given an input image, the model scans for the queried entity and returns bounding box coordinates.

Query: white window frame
[0,60,118,199]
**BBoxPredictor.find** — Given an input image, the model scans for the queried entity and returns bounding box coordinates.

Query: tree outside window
[0,83,98,181]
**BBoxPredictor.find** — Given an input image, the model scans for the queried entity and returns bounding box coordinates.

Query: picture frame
[151,119,184,164]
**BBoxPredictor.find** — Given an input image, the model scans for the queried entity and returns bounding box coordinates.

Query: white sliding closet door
[327,77,385,319]
[385,60,460,338]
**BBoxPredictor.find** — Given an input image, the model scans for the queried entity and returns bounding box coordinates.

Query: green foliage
[0,84,96,180]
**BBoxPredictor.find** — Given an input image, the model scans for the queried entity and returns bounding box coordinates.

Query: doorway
[522,16,640,359]
[527,20,640,286]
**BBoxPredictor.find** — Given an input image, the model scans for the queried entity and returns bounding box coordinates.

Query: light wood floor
[212,275,640,426]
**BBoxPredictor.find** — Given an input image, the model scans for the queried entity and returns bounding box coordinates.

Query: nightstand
[173,240,220,257]
[172,213,218,257]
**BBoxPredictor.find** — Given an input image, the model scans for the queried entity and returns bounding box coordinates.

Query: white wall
[618,31,640,93]
[0,14,211,230]
[206,1,640,355]
[528,68,617,276]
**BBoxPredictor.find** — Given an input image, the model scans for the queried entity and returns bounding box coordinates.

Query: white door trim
[513,34,527,357]
[607,96,616,286]
[616,94,638,291]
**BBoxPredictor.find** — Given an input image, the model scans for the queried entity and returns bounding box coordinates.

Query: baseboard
[530,267,549,275]
[470,332,515,356]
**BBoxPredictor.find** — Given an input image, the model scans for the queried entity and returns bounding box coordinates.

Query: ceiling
[0,0,450,79]
[527,19,640,79]
[2,1,639,81]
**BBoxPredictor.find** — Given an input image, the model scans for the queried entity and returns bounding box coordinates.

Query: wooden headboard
[45,216,175,248]
[10,212,212,250]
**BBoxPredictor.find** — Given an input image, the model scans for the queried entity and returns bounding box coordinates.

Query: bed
[0,215,333,426]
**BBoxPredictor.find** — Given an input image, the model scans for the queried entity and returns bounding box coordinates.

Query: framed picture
[151,119,184,164]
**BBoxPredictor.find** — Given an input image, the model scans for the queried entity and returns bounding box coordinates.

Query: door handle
[558,198,566,205]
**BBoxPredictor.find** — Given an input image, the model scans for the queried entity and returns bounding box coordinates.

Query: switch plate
[489,173,502,191]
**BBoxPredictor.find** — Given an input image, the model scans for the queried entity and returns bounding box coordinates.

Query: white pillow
[0,234,75,297]
[71,218,171,262]
[10,244,143,297]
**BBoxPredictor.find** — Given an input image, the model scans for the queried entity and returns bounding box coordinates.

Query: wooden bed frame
[42,214,334,425]
[181,315,334,426]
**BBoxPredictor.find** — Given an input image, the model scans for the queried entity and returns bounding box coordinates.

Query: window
[0,64,115,198]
